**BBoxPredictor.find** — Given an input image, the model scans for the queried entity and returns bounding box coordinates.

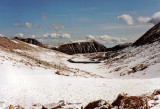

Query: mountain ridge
[133,22,160,46]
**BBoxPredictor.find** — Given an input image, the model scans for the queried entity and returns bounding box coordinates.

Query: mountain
[84,22,160,78]
[106,43,132,51]
[58,40,107,55]
[133,22,160,46]
[0,23,160,108]
[14,37,45,48]
[0,37,33,50]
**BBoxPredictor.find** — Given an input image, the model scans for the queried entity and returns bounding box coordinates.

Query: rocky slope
[58,40,107,55]
[87,22,160,61]
[14,37,45,48]
[133,22,160,46]
[81,22,160,78]
[3,89,160,109]
[106,43,132,51]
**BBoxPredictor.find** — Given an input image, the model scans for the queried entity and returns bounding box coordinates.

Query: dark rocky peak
[57,40,107,55]
[133,22,160,46]
[106,43,132,51]
[14,37,45,47]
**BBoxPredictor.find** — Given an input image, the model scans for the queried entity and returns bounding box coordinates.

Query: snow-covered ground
[0,40,160,108]
[0,57,160,108]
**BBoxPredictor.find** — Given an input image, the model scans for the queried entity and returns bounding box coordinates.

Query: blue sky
[0,0,160,46]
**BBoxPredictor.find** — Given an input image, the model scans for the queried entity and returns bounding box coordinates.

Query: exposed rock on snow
[9,105,15,109]
[119,96,149,109]
[58,40,107,55]
[4,89,160,109]
[84,99,112,109]
[112,93,125,107]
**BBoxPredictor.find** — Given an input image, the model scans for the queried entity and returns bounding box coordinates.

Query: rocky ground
[2,89,160,109]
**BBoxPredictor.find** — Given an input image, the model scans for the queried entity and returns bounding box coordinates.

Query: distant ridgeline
[14,22,160,55]
[57,40,107,55]
[133,22,160,46]
[14,37,45,48]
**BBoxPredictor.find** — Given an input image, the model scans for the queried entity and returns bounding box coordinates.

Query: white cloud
[86,35,95,39]
[13,33,24,37]
[25,22,32,28]
[85,34,131,45]
[14,22,42,28]
[50,24,64,32]
[31,33,71,39]
[99,34,128,44]
[118,14,134,25]
[61,33,71,39]
[33,33,71,44]
[43,33,59,38]
[148,12,160,24]
[137,17,151,23]
[138,12,160,25]
[43,33,71,39]
[31,35,40,38]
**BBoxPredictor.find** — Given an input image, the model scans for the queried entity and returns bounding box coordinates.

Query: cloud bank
[50,24,64,32]
[25,22,32,28]
[86,35,95,39]
[14,22,41,28]
[13,33,24,37]
[137,17,151,23]
[32,33,71,39]
[32,33,71,44]
[138,12,160,25]
[118,14,134,25]
[86,34,132,45]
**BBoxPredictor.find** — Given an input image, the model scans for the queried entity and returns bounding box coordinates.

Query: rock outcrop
[106,43,132,51]
[14,37,45,47]
[133,22,160,46]
[84,99,112,109]
[112,93,149,109]
[58,40,107,55]
[4,89,160,109]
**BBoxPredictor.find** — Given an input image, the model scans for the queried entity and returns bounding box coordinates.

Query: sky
[0,0,160,47]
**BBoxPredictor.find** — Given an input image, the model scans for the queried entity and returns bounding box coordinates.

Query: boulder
[112,94,125,107]
[84,99,112,109]
[120,96,149,109]
[9,105,15,109]
[112,94,149,109]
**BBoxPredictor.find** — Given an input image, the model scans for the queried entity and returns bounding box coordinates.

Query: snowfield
[0,39,160,108]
